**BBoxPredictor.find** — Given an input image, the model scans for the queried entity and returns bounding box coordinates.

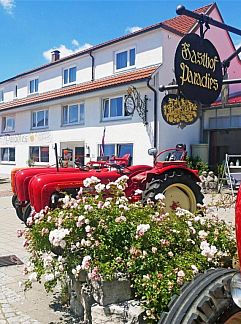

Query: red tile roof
[0,66,159,111]
[212,95,241,107]
[0,4,214,84]
[162,4,214,34]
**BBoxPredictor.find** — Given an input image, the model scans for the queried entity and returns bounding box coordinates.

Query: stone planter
[91,300,146,324]
[91,277,133,306]
[69,271,94,322]
[68,275,146,323]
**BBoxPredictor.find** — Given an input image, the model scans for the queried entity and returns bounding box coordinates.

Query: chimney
[51,50,60,62]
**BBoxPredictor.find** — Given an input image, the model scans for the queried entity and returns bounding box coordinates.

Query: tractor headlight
[230,272,241,307]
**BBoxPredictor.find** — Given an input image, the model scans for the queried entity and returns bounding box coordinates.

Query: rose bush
[19,175,237,322]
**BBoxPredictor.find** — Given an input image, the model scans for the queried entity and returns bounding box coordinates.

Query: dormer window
[115,48,136,71]
[29,78,39,94]
[63,66,76,85]
[14,85,18,98]
[0,90,4,102]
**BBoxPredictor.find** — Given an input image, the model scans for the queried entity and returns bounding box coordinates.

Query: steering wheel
[79,164,91,171]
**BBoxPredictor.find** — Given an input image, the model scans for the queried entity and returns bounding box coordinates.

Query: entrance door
[75,147,85,166]
[209,129,241,166]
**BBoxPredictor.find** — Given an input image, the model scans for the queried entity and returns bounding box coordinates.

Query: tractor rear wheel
[158,268,241,324]
[142,171,203,213]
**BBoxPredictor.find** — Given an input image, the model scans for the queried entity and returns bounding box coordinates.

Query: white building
[0,3,240,174]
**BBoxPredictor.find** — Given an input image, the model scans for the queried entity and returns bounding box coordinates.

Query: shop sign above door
[161,94,199,127]
[174,33,223,105]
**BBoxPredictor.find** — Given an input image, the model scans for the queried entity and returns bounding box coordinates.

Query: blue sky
[0,0,241,81]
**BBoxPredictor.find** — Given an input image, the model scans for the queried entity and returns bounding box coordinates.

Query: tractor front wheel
[159,268,241,324]
[22,203,33,227]
[142,171,203,213]
[12,194,24,221]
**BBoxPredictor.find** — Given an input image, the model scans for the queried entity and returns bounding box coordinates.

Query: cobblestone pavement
[0,175,77,323]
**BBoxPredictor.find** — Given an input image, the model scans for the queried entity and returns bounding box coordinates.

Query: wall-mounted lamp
[86,145,90,158]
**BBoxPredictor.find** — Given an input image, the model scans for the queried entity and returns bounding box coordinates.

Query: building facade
[0,3,241,174]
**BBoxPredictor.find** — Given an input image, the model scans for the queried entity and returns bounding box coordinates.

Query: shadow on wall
[146,123,154,148]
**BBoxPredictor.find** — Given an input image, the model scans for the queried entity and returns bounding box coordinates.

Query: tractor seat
[110,154,131,167]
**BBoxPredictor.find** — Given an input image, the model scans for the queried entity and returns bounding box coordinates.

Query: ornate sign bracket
[125,86,148,125]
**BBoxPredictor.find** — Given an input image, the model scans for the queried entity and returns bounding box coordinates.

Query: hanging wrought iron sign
[124,86,148,125]
[161,94,199,128]
[174,33,223,105]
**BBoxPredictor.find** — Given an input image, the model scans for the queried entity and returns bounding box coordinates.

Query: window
[63,67,76,85]
[14,85,18,98]
[32,110,48,128]
[209,115,241,129]
[75,147,85,166]
[98,143,133,165]
[102,96,129,120]
[0,90,4,102]
[2,116,15,132]
[1,147,15,162]
[100,144,115,157]
[62,103,84,125]
[115,48,136,71]
[29,78,39,94]
[29,146,49,163]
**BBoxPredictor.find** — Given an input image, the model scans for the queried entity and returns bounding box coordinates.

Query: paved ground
[0,174,236,323]
[0,175,79,324]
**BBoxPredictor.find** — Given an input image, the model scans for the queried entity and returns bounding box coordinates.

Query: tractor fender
[14,167,78,202]
[28,170,120,212]
[146,165,200,183]
[132,166,200,186]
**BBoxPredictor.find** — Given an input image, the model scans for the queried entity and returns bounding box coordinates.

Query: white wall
[1,30,163,104]
[0,83,154,174]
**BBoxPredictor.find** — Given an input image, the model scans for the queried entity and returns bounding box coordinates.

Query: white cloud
[125,26,142,34]
[72,39,80,47]
[0,0,15,14]
[43,41,93,62]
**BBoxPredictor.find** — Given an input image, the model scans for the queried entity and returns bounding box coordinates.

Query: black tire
[159,268,241,324]
[12,194,24,221]
[12,194,17,208]
[22,203,33,227]
[142,171,204,212]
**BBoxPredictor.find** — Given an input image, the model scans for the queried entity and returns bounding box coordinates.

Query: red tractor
[11,154,133,223]
[11,144,203,224]
[11,166,79,221]
[157,185,241,323]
